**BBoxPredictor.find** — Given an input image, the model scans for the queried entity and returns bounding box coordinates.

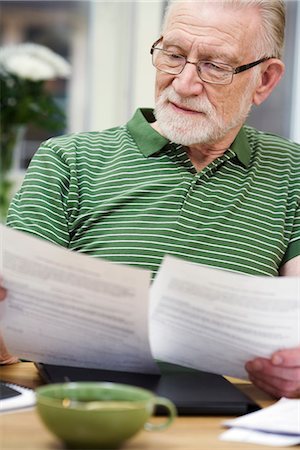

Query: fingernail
[253,360,263,371]
[272,355,283,365]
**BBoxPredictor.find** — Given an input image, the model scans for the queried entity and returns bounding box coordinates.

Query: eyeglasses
[150,38,271,85]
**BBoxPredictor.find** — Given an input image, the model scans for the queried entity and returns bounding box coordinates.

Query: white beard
[153,85,253,146]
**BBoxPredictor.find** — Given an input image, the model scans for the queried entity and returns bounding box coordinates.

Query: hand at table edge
[245,347,300,399]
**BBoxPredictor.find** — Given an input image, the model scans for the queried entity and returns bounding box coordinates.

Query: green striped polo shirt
[7,108,300,277]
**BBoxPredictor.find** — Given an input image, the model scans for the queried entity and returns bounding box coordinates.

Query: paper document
[1,227,299,378]
[224,397,300,435]
[150,255,300,379]
[220,398,300,447]
[1,225,158,374]
[220,428,300,447]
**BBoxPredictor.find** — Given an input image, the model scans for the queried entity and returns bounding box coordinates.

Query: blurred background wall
[1,0,299,179]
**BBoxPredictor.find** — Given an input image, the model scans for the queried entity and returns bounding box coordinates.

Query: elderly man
[1,0,299,398]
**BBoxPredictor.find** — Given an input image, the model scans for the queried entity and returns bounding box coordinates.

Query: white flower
[0,43,71,81]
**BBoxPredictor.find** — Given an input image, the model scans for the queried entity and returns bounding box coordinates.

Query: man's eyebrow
[205,52,239,65]
[161,38,239,64]
[162,39,187,52]
[195,46,239,64]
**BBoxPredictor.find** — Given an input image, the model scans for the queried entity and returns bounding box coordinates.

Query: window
[1,0,89,169]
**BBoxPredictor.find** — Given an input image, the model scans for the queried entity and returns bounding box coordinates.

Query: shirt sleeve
[6,139,77,248]
[281,200,300,265]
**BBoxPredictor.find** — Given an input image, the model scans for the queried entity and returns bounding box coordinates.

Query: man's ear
[253,59,285,106]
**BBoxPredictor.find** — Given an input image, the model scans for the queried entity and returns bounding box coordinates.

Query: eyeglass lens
[152,48,233,84]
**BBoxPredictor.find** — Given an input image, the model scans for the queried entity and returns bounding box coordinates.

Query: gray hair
[162,0,286,59]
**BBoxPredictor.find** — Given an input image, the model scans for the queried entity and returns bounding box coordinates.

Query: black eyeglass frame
[150,37,272,85]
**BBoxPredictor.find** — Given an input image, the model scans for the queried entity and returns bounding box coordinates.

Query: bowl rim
[36,381,155,411]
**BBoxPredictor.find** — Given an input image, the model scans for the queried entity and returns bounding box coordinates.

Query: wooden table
[0,362,286,450]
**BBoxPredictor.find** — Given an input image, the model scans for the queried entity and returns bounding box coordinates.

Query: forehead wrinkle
[166,15,244,46]
[163,27,241,62]
[163,3,259,60]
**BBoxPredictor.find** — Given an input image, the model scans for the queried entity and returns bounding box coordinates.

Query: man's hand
[0,285,7,301]
[245,347,300,398]
[0,282,19,364]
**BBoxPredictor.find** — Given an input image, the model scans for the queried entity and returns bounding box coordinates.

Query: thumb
[0,286,7,301]
[272,347,300,366]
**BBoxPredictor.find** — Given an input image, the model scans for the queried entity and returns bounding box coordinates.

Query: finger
[0,332,19,365]
[271,347,300,367]
[246,358,300,382]
[249,374,300,399]
[248,374,280,398]
[0,287,7,301]
[0,355,19,365]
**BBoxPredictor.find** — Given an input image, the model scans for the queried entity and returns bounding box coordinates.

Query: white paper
[150,255,300,379]
[224,398,300,435]
[1,225,158,374]
[220,428,300,447]
[221,398,300,447]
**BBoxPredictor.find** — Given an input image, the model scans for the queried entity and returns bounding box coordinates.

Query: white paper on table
[150,255,300,379]
[220,428,300,447]
[223,398,300,435]
[0,225,158,374]
[220,398,300,447]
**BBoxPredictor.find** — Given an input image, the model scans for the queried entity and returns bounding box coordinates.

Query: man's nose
[172,62,205,97]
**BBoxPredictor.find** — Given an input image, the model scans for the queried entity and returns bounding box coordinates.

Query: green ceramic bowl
[36,382,176,449]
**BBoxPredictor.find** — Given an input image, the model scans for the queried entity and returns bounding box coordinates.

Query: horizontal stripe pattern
[7,109,300,278]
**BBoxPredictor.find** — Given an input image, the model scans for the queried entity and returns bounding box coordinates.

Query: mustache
[157,87,214,114]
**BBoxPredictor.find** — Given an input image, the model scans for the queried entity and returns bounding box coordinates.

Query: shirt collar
[126,108,169,156]
[127,108,252,167]
[230,126,252,167]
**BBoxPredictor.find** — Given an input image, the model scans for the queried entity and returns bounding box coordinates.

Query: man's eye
[167,52,183,60]
[202,62,224,72]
